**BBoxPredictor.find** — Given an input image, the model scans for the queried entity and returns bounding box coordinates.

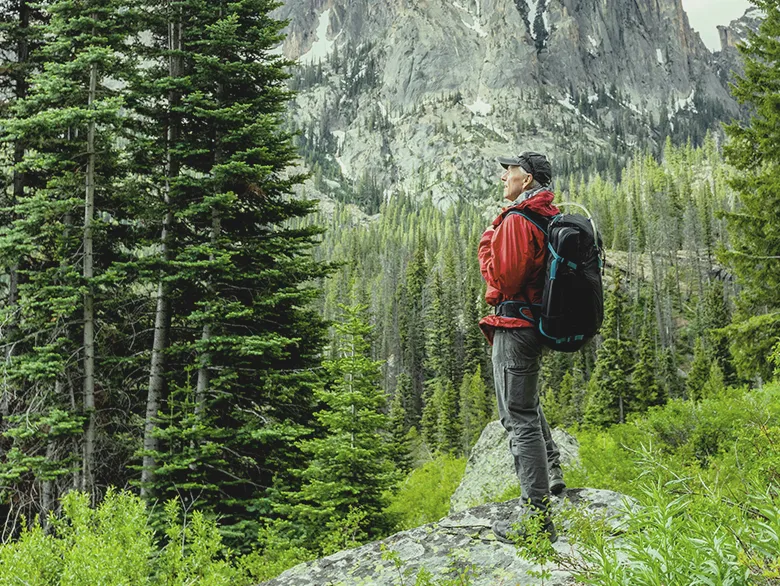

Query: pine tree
[661,346,684,400]
[388,388,413,474]
[0,5,49,513]
[283,304,396,546]
[459,366,490,453]
[425,271,457,386]
[398,238,427,425]
[131,0,331,541]
[584,272,635,427]
[540,351,574,402]
[420,381,440,452]
[632,322,663,412]
[701,282,737,386]
[0,0,136,521]
[462,285,487,376]
[687,337,712,401]
[543,366,585,428]
[700,361,726,400]
[394,372,416,431]
[0,4,48,427]
[436,378,460,454]
[562,367,586,425]
[722,0,780,382]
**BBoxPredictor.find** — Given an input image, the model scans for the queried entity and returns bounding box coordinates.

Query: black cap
[497,151,552,186]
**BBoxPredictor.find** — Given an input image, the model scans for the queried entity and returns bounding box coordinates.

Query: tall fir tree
[459,366,491,452]
[420,381,440,452]
[543,366,585,428]
[388,388,413,474]
[686,337,713,401]
[0,4,49,505]
[131,0,330,541]
[0,0,136,524]
[632,321,663,412]
[398,237,427,426]
[700,361,726,400]
[661,346,684,400]
[0,3,48,419]
[425,271,457,387]
[462,284,488,377]
[584,272,635,427]
[701,282,737,386]
[436,378,460,454]
[722,0,780,383]
[282,304,396,548]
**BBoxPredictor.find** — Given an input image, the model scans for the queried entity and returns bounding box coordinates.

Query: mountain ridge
[272,0,751,209]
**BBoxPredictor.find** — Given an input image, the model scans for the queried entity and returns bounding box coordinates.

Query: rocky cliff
[272,0,742,209]
[716,7,763,85]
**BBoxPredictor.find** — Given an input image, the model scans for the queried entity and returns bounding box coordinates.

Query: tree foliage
[282,304,396,547]
[722,0,780,383]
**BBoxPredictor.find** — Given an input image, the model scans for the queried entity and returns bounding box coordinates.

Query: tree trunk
[194,62,223,435]
[41,378,61,528]
[2,0,31,425]
[195,208,220,417]
[650,250,667,348]
[141,9,182,498]
[82,59,98,495]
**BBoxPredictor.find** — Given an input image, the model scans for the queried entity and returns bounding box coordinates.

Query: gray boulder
[260,488,635,586]
[450,421,581,514]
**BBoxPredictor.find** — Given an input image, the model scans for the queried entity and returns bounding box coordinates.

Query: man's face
[501,165,532,202]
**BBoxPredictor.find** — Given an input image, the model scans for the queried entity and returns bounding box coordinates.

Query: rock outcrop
[260,488,635,586]
[715,7,763,84]
[450,421,580,514]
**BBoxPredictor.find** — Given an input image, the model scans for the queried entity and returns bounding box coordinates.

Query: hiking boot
[549,466,566,495]
[491,509,558,545]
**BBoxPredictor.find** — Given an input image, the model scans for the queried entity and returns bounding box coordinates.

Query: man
[478,151,564,544]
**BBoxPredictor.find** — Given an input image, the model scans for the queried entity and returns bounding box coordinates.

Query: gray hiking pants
[492,327,560,511]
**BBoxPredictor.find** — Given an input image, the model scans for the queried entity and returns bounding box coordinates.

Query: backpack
[502,203,605,352]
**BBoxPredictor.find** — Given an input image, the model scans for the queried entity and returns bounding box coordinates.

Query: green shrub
[564,473,780,585]
[564,426,645,498]
[568,383,780,497]
[0,517,61,585]
[551,383,780,584]
[385,453,466,531]
[0,490,252,586]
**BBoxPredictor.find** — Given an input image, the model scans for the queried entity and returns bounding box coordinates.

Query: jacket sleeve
[478,214,540,300]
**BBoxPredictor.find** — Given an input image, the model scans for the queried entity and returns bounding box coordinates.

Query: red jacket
[478,189,560,345]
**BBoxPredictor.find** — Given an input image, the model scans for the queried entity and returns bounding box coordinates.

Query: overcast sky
[681,0,753,50]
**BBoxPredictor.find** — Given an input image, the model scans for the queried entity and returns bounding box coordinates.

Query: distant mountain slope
[272,0,743,208]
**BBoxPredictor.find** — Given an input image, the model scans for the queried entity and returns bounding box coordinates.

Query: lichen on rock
[260,488,636,586]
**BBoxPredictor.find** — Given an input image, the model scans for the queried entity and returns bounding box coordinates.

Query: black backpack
[501,204,605,352]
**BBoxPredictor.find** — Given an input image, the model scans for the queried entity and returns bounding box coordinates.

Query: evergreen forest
[0,0,779,584]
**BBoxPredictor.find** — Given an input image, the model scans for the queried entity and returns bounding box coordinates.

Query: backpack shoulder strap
[503,208,551,237]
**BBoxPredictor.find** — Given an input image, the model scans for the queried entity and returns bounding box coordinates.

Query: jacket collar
[518,186,547,202]
[507,188,559,216]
